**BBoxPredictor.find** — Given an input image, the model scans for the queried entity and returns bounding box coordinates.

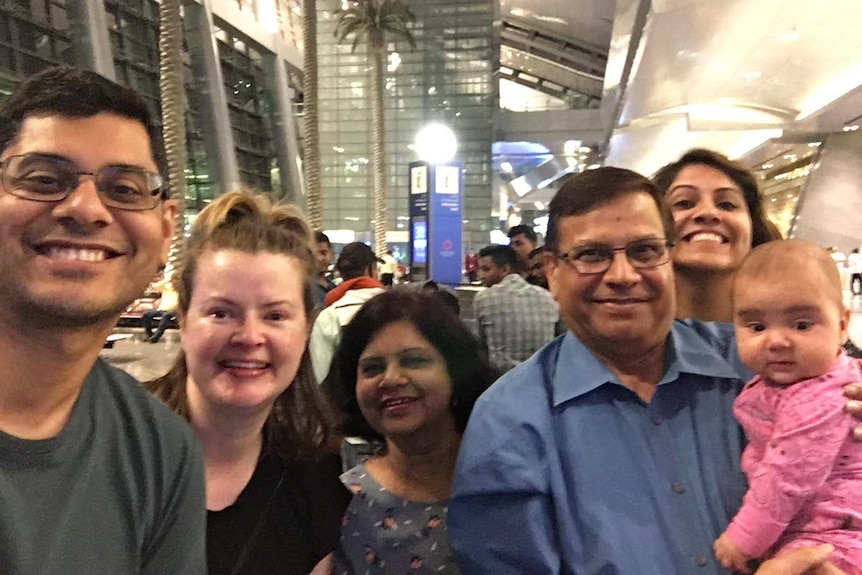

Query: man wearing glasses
[449,167,848,574]
[0,67,205,573]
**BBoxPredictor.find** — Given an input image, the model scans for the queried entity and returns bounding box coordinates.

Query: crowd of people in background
[5,65,862,575]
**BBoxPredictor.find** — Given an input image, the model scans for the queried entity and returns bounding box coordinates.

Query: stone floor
[101,329,182,383]
[100,295,862,381]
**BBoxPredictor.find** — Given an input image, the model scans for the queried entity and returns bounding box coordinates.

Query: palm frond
[334,0,416,49]
[331,0,418,253]
[335,19,368,49]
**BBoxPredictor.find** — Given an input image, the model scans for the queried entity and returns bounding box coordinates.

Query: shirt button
[695,555,707,566]
[672,483,685,494]
[651,414,662,425]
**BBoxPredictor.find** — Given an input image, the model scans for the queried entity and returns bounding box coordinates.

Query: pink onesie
[726,352,862,574]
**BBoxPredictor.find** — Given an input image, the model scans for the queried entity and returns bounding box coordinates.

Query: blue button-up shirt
[449,320,749,574]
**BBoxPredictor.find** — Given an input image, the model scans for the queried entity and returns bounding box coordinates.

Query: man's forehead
[7,113,156,168]
[556,202,665,243]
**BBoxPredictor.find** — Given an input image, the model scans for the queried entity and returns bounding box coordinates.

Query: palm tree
[334,0,415,255]
[158,0,186,273]
[303,0,322,229]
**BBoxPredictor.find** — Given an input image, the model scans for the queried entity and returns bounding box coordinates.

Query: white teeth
[46,247,107,262]
[222,361,268,369]
[383,398,413,407]
[689,233,724,243]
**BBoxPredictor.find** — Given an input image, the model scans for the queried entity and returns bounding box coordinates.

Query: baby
[714,239,862,574]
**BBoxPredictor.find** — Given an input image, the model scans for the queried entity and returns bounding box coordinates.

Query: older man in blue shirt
[449,167,845,574]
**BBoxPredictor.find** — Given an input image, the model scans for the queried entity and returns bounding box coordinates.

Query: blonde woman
[148,191,349,575]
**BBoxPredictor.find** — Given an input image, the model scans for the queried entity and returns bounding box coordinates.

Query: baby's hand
[714,532,754,573]
[844,383,862,441]
[754,545,844,575]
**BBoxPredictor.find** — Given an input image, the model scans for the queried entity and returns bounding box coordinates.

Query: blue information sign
[408,161,462,286]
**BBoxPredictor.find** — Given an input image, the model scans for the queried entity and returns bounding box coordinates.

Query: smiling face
[0,113,174,328]
[665,163,753,273]
[355,320,457,442]
[477,255,509,287]
[181,249,309,416]
[734,255,848,385]
[546,192,675,358]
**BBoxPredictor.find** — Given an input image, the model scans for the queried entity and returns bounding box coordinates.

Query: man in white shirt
[309,242,384,382]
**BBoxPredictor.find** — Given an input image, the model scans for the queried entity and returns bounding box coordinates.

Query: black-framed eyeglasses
[555,238,673,274]
[0,153,167,211]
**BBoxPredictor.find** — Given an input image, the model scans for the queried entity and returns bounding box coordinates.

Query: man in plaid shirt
[474,245,559,372]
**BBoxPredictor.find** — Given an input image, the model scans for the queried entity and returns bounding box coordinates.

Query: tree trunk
[303,0,322,229]
[369,41,387,256]
[158,0,186,273]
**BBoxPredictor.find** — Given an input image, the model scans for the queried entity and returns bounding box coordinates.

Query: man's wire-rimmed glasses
[555,237,673,274]
[0,153,167,211]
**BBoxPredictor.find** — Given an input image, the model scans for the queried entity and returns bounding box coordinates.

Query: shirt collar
[550,321,740,407]
[496,273,526,288]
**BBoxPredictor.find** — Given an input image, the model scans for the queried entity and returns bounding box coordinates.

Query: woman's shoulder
[277,452,347,492]
[340,461,381,498]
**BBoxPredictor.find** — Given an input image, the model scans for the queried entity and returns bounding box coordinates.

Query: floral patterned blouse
[333,462,461,575]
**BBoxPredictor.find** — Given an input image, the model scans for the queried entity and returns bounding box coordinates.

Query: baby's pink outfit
[726,352,862,574]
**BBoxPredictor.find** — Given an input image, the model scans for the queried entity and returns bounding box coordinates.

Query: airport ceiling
[500,0,615,53]
[503,0,862,178]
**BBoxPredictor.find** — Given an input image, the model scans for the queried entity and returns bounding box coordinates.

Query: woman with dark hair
[326,289,497,575]
[653,148,781,321]
[147,190,349,575]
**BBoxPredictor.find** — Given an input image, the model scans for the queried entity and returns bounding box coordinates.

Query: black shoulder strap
[228,470,287,575]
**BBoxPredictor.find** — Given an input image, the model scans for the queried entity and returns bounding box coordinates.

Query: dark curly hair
[323,289,498,442]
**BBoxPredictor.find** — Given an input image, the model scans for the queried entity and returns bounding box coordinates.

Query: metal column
[66,0,115,79]
[184,2,240,192]
[262,52,304,203]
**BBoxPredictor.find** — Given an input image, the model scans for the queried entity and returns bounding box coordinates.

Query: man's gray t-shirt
[0,359,206,574]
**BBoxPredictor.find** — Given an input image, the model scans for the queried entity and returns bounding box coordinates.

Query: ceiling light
[500,161,514,173]
[761,163,774,169]
[808,142,822,147]
[387,52,401,72]
[415,123,457,164]
[563,140,582,155]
